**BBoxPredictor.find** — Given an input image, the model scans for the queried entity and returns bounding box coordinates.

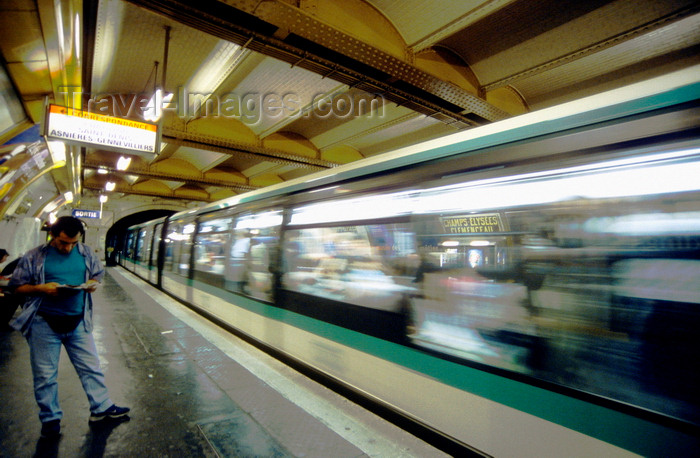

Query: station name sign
[45,104,158,154]
[441,213,503,234]
[73,209,101,219]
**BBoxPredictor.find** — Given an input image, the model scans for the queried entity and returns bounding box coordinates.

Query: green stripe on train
[180,275,697,456]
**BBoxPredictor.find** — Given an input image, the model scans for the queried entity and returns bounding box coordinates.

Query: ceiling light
[63,191,74,203]
[44,201,57,213]
[116,156,131,170]
[144,88,165,122]
[99,195,108,203]
[97,167,108,174]
[74,13,80,61]
[105,181,116,191]
[188,41,243,94]
[143,27,173,122]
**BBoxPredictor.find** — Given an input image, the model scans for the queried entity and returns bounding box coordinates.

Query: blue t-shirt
[41,246,86,316]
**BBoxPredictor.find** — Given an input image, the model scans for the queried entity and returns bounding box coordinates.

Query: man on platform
[9,216,129,438]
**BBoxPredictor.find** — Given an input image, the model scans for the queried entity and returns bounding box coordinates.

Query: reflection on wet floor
[0,267,445,457]
[1,270,231,456]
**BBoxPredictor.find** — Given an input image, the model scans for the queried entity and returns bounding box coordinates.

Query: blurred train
[119,67,700,457]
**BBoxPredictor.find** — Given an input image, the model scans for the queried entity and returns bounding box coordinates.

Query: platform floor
[0,267,447,457]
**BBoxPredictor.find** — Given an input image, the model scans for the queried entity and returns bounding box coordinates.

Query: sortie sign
[73,209,101,219]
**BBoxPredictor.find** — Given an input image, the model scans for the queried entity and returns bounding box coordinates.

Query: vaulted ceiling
[2,0,699,210]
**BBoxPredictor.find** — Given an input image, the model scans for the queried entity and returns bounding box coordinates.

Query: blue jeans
[27,315,112,422]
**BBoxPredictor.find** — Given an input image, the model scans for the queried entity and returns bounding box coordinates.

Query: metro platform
[0,267,447,457]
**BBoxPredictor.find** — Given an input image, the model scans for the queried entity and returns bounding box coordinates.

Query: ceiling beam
[83,182,212,202]
[124,0,510,128]
[161,130,334,170]
[481,3,700,92]
[82,163,260,193]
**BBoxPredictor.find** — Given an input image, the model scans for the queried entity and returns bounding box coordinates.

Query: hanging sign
[45,104,158,154]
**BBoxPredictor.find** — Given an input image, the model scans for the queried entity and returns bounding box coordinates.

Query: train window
[224,210,282,301]
[282,223,419,312]
[193,217,233,284]
[135,228,149,263]
[164,220,195,277]
[125,231,135,259]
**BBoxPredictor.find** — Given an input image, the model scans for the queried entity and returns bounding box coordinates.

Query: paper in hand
[57,283,94,290]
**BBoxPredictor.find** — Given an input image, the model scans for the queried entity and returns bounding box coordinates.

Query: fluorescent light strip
[290,191,416,225]
[290,153,700,225]
[417,160,700,214]
[434,147,700,194]
[235,210,283,230]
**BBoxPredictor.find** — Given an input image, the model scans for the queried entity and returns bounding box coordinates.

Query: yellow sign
[45,104,158,154]
[441,213,503,234]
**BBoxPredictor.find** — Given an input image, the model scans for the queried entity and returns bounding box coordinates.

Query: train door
[134,227,150,278]
[161,216,197,298]
[409,211,533,371]
[151,222,164,285]
[192,212,234,289]
[124,229,136,272]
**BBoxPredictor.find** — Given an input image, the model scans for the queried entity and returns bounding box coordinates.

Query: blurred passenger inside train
[227,234,251,293]
[282,226,417,312]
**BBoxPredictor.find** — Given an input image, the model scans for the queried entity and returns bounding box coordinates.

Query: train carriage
[123,67,700,456]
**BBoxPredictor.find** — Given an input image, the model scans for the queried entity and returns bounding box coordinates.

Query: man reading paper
[9,216,129,438]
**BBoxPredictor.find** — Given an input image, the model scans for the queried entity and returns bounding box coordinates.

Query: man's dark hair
[50,216,86,238]
[0,249,8,258]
